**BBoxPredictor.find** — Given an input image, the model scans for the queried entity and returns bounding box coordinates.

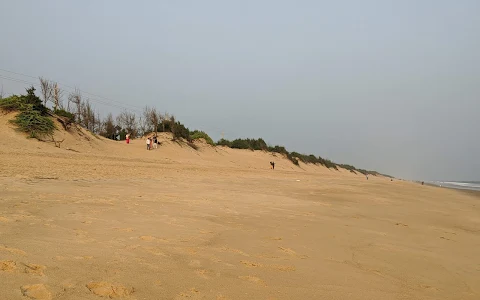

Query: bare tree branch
[117,110,139,138]
[67,88,82,122]
[52,82,63,111]
[39,77,53,106]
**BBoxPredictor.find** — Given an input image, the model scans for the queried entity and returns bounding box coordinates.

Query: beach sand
[1,113,479,299]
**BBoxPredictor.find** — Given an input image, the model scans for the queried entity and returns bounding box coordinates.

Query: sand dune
[1,112,479,299]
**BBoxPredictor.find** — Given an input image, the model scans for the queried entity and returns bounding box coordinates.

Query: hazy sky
[1,0,479,181]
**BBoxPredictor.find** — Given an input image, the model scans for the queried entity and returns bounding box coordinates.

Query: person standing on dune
[146,137,151,150]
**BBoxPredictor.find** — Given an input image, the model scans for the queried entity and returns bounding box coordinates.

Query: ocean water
[430,181,480,191]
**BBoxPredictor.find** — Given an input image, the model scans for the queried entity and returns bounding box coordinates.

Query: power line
[0,74,40,87]
[0,68,143,111]
[0,73,143,113]
[0,68,224,136]
[0,74,136,111]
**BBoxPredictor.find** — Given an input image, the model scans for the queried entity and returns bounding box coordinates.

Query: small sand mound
[20,284,52,300]
[86,282,134,298]
[0,260,16,272]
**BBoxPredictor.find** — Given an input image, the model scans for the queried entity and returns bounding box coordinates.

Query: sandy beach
[1,114,479,300]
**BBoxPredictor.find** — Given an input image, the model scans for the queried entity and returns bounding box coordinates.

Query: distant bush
[286,152,338,169]
[216,138,232,147]
[336,164,386,176]
[319,157,338,170]
[229,138,268,151]
[268,145,288,155]
[289,155,299,165]
[54,109,75,124]
[231,139,251,150]
[356,169,368,175]
[172,121,191,142]
[190,130,214,146]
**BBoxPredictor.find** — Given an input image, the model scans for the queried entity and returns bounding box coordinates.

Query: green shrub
[322,158,338,170]
[228,138,268,150]
[11,108,55,138]
[2,87,54,139]
[231,139,251,149]
[356,169,369,175]
[216,138,232,147]
[172,121,191,141]
[54,109,75,124]
[190,130,214,145]
[23,87,47,114]
[268,145,288,155]
[0,95,22,112]
[288,154,299,165]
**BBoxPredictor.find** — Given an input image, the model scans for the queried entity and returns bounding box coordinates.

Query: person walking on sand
[126,133,130,144]
[153,135,158,149]
[270,161,275,170]
[146,137,151,150]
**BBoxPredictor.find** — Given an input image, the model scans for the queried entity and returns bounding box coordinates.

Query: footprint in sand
[139,236,169,243]
[86,282,134,298]
[21,284,52,300]
[277,247,309,259]
[188,260,202,267]
[269,264,296,272]
[139,235,156,242]
[195,269,210,279]
[24,263,46,276]
[238,275,267,287]
[269,237,283,241]
[240,260,262,268]
[0,260,17,272]
[420,284,439,291]
[113,227,135,232]
[0,245,27,256]
[220,247,249,257]
[278,247,297,255]
[176,288,202,299]
[74,256,94,260]
[142,246,167,256]
[395,222,409,227]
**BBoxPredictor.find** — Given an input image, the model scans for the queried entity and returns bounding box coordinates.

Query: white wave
[442,182,480,188]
